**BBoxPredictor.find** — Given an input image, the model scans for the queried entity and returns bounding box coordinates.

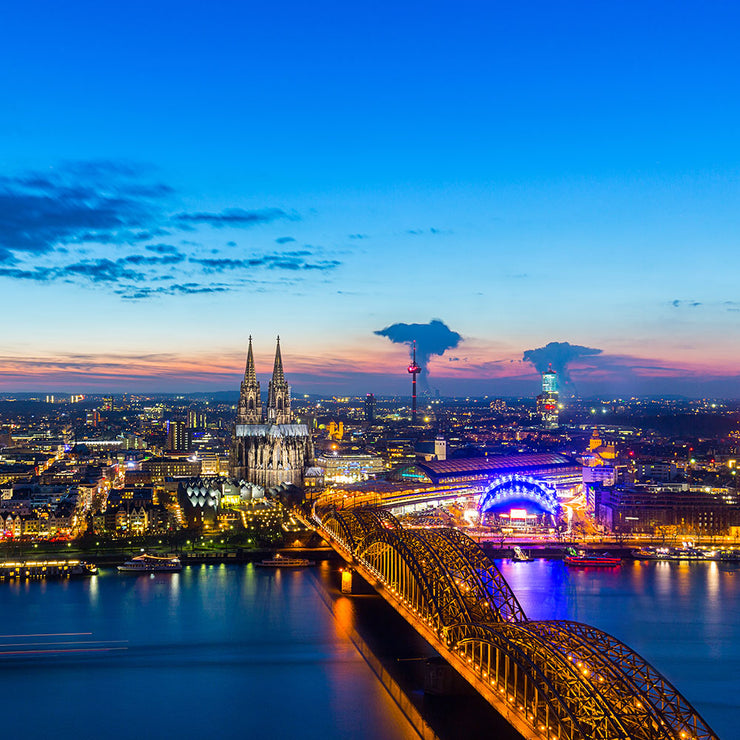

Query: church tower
[267,336,291,424]
[231,335,312,488]
[236,336,262,424]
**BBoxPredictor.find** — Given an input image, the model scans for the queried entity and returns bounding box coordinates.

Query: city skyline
[2,2,740,397]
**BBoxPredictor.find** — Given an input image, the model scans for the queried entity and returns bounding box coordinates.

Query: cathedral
[229,337,313,490]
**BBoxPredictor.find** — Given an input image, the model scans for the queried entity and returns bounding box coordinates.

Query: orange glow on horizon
[0,341,737,392]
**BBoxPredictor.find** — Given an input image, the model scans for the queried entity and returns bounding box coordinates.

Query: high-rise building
[187,409,206,429]
[542,370,557,395]
[536,368,559,429]
[365,393,376,423]
[166,420,190,452]
[230,336,313,489]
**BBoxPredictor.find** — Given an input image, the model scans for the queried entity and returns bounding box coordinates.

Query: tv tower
[407,341,421,424]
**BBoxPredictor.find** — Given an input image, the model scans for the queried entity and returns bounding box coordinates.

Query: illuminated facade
[364,393,376,423]
[396,453,582,495]
[316,452,386,483]
[581,428,617,486]
[536,368,559,428]
[166,420,189,452]
[478,474,560,528]
[229,337,313,489]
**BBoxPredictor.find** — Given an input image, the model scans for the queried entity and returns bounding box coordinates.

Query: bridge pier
[311,507,720,740]
[340,567,354,594]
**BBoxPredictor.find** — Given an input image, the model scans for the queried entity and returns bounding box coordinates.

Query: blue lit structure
[478,474,559,517]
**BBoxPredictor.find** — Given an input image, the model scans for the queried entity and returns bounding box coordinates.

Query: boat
[256,553,315,568]
[716,550,740,562]
[511,546,533,562]
[0,560,97,579]
[117,554,182,573]
[632,545,716,561]
[564,549,622,567]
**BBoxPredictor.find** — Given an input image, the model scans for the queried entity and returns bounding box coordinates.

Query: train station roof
[408,453,579,484]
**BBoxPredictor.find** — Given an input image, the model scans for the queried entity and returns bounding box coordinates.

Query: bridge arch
[312,507,718,740]
[358,528,454,633]
[320,508,359,552]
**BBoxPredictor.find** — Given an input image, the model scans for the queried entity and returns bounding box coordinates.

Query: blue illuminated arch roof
[478,474,559,516]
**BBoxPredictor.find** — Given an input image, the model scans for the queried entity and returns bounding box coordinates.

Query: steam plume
[375,319,462,386]
[522,341,601,388]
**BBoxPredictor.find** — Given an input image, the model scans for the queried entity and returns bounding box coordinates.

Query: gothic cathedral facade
[229,337,313,489]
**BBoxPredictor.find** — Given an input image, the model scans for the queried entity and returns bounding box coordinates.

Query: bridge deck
[306,506,719,740]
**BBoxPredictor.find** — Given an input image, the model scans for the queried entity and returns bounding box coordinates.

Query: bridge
[310,505,718,740]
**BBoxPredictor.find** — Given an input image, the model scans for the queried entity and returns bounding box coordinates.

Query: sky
[1,1,739,397]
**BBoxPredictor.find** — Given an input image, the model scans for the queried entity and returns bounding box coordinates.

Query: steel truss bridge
[312,506,718,740]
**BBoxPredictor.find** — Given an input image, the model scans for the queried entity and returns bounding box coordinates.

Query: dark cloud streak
[175,208,295,228]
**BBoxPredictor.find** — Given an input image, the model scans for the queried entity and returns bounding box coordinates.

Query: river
[0,562,416,740]
[497,557,740,739]
[0,559,736,739]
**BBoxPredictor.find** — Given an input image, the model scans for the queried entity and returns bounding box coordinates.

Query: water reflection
[88,573,99,606]
[0,565,417,740]
[495,558,740,739]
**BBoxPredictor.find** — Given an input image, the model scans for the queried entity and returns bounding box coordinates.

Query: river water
[496,558,740,739]
[0,562,416,740]
[0,559,736,740]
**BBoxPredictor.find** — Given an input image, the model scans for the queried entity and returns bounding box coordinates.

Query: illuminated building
[176,477,282,532]
[143,457,201,484]
[384,438,416,465]
[582,428,617,486]
[414,437,447,461]
[166,420,190,452]
[316,452,386,483]
[434,437,447,461]
[393,453,582,497]
[187,409,206,429]
[536,368,559,428]
[597,484,740,534]
[364,393,376,423]
[327,421,344,440]
[478,474,560,529]
[199,453,229,477]
[230,336,313,489]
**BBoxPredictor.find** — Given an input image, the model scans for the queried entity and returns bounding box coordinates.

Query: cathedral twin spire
[236,336,291,425]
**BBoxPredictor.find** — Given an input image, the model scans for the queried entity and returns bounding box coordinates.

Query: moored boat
[511,546,533,562]
[256,553,315,568]
[117,554,182,573]
[632,545,717,561]
[564,549,622,567]
[0,560,97,579]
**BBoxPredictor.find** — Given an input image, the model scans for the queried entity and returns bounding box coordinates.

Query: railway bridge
[311,505,718,740]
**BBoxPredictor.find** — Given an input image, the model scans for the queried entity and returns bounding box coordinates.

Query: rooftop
[415,453,579,482]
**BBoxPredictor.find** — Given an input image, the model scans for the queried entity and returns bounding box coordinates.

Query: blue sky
[1,1,739,396]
